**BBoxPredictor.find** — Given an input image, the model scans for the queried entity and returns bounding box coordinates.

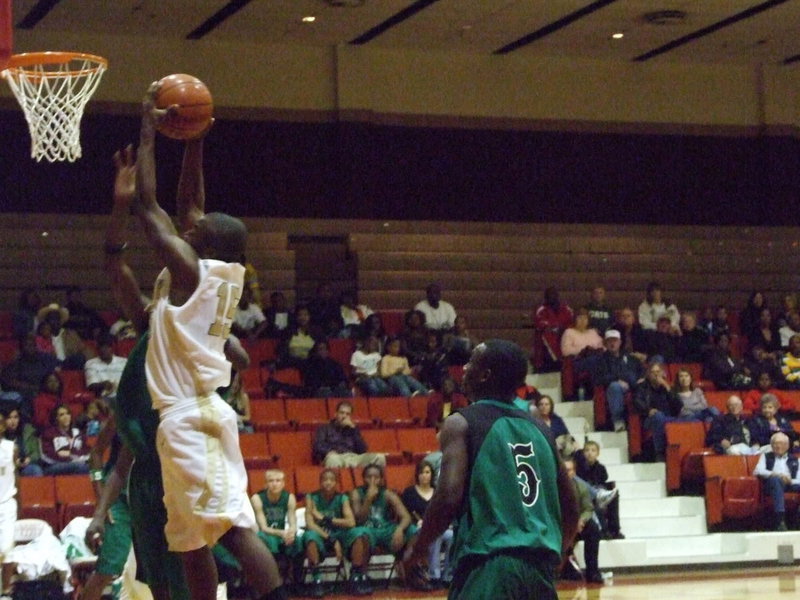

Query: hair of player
[473,339,528,400]
[204,212,247,262]
[363,462,385,479]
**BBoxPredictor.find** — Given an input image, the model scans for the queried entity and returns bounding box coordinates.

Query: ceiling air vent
[640,9,687,26]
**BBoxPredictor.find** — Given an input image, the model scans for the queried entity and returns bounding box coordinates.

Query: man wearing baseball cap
[591,330,643,433]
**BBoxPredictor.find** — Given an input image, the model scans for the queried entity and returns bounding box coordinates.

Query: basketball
[154,73,213,140]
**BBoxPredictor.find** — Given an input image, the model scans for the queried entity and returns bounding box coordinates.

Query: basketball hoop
[2,51,108,162]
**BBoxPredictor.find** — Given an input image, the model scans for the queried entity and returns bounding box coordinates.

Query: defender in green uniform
[403,340,579,600]
[302,469,371,598]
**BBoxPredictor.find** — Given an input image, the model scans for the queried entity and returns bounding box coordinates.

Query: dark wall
[1,109,798,225]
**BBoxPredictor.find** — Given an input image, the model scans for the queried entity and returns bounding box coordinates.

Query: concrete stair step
[620,514,707,538]
[562,416,589,436]
[552,400,593,419]
[534,386,562,403]
[585,430,628,451]
[615,478,665,499]
[620,496,705,518]
[527,372,560,390]
[589,446,626,466]
[606,462,664,482]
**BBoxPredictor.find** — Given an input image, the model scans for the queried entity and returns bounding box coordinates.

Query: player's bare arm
[225,334,250,372]
[176,136,206,233]
[85,445,134,553]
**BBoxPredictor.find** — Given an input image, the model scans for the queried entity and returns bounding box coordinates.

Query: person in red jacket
[533,287,574,371]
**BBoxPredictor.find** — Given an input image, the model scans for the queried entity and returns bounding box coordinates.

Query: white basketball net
[2,53,107,162]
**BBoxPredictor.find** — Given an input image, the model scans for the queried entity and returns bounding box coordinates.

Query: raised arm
[176,137,206,233]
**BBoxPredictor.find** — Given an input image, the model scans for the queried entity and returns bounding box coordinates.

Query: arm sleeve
[753,453,769,478]
[351,428,368,455]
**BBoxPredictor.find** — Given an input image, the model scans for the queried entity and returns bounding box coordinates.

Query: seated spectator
[351,336,391,397]
[109,318,136,341]
[535,395,573,458]
[414,283,457,333]
[781,334,800,390]
[753,432,800,531]
[417,331,448,391]
[776,293,799,330]
[250,469,302,574]
[32,371,62,431]
[674,367,719,422]
[34,320,55,356]
[750,394,798,449]
[442,316,475,366]
[60,324,95,371]
[560,308,603,361]
[1,334,60,417]
[780,311,800,351]
[740,290,767,340]
[585,286,613,336]
[359,314,387,354]
[301,341,351,398]
[263,291,294,339]
[12,288,41,340]
[704,333,752,390]
[707,306,731,340]
[350,464,422,593]
[302,468,370,598]
[277,306,318,369]
[425,377,467,429]
[743,372,793,414]
[36,303,70,361]
[632,362,683,461]
[705,395,759,455]
[574,441,624,540]
[84,334,127,399]
[750,307,781,357]
[3,407,42,477]
[312,400,386,468]
[401,460,453,586]
[743,344,782,385]
[611,307,648,362]
[64,286,107,341]
[643,316,679,364]
[339,291,373,338]
[400,310,429,367]
[638,282,679,332]
[77,398,109,438]
[39,404,90,475]
[308,283,343,339]
[590,330,644,433]
[562,458,603,584]
[677,311,710,363]
[231,285,267,340]
[533,286,574,371]
[379,338,429,397]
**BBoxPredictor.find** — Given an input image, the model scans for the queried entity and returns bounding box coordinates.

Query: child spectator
[743,372,793,414]
[673,368,719,422]
[781,334,800,389]
[32,371,62,431]
[3,407,42,477]
[39,404,90,475]
[400,310,428,367]
[250,470,302,579]
[749,394,798,449]
[442,315,475,366]
[350,336,390,397]
[575,441,624,540]
[425,377,467,429]
[379,338,429,397]
[418,331,448,390]
[78,399,108,438]
[360,314,387,354]
[277,307,318,369]
[301,341,351,398]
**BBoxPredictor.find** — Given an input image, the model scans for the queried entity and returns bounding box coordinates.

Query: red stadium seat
[18,476,58,532]
[397,428,438,462]
[286,398,329,431]
[361,429,403,464]
[249,400,292,432]
[0,339,17,365]
[367,397,415,428]
[294,466,354,496]
[239,432,274,470]
[384,464,416,493]
[0,311,13,340]
[242,338,278,366]
[269,431,313,467]
[55,474,96,529]
[665,421,713,493]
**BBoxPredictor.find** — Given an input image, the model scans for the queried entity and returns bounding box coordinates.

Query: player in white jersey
[130,84,285,600]
[0,412,18,597]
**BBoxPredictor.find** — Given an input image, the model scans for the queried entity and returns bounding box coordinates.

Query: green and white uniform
[354,487,417,550]
[255,489,302,556]
[302,491,368,553]
[94,435,132,576]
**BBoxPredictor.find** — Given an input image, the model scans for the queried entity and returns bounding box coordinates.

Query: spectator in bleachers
[401,460,453,587]
[442,315,475,366]
[12,288,41,340]
[1,333,60,416]
[707,306,731,340]
[309,283,343,339]
[339,291,373,338]
[250,469,302,580]
[632,362,683,461]
[535,395,573,458]
[60,324,95,371]
[533,286,574,371]
[673,368,719,422]
[263,291,294,339]
[750,394,798,449]
[400,310,428,367]
[584,286,613,336]
[418,331,448,391]
[277,306,319,369]
[611,307,648,362]
[302,341,351,398]
[302,468,369,598]
[776,293,799,330]
[779,311,800,350]
[77,398,109,438]
[312,400,386,468]
[360,314,387,354]
[231,285,267,341]
[240,254,263,308]
[560,308,603,363]
[591,330,643,433]
[780,334,800,390]
[34,320,55,356]
[108,317,136,341]
[677,311,710,363]
[574,441,623,540]
[743,344,782,386]
[425,376,467,429]
[84,334,126,400]
[379,338,429,397]
[740,290,768,340]
[643,316,679,364]
[562,457,603,584]
[704,333,752,390]
[753,432,800,531]
[36,303,69,361]
[706,395,759,455]
[64,286,107,341]
[3,407,42,477]
[414,283,457,333]
[39,403,90,475]
[638,282,679,333]
[750,307,781,357]
[351,336,391,397]
[32,371,62,431]
[743,372,793,414]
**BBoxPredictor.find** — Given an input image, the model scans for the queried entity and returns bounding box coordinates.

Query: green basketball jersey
[451,399,562,566]
[257,489,290,528]
[355,486,390,528]
[309,491,346,533]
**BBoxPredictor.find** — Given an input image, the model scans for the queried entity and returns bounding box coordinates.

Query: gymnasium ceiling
[9,0,800,66]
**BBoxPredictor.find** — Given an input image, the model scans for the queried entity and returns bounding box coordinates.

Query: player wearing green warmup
[251,470,302,558]
[302,469,371,598]
[402,340,579,600]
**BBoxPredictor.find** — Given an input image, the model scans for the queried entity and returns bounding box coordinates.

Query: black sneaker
[310,579,325,598]
[358,574,374,595]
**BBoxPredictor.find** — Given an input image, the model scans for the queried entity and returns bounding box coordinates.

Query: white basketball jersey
[146,259,244,411]
[0,439,16,504]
